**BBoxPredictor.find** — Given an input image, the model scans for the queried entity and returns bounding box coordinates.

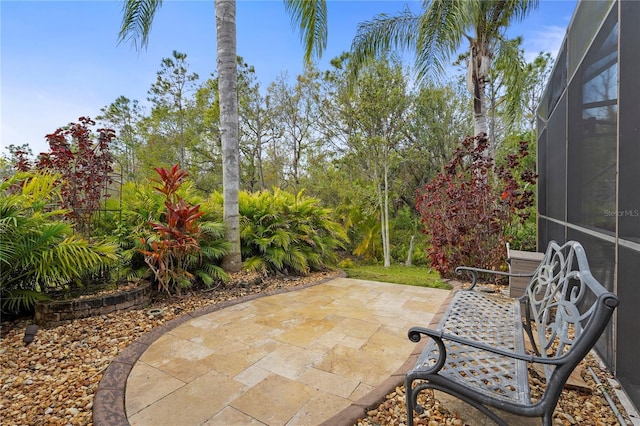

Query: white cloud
[523,25,568,62]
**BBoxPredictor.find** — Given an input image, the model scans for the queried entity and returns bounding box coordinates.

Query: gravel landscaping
[357,350,633,426]
[1,272,634,425]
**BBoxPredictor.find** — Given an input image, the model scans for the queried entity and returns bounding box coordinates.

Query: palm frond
[243,256,267,274]
[284,248,309,274]
[36,236,118,288]
[494,37,527,129]
[118,0,164,50]
[201,239,229,256]
[283,0,328,65]
[350,8,420,78]
[1,289,49,314]
[196,264,229,286]
[414,0,469,81]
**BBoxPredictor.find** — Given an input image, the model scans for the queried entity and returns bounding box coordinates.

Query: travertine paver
[125,277,450,425]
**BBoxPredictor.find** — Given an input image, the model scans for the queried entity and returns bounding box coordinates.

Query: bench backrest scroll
[523,241,619,387]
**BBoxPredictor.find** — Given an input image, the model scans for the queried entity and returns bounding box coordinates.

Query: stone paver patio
[93,277,451,425]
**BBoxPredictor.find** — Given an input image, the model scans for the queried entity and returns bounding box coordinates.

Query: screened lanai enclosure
[536,0,640,412]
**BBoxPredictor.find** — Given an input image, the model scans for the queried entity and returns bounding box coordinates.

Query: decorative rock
[1,271,634,426]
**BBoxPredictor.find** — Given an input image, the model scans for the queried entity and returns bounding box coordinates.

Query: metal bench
[405,240,619,426]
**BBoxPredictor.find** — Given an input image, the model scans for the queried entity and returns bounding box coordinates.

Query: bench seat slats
[415,291,530,404]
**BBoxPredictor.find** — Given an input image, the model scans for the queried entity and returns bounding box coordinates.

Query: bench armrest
[408,326,570,368]
[455,266,534,291]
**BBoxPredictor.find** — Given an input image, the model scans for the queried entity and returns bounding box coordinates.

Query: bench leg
[405,374,416,426]
[406,375,515,426]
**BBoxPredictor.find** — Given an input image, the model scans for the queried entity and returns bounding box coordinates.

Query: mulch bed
[1,274,633,425]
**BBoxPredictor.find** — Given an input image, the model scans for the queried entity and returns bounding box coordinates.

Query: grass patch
[343,264,451,290]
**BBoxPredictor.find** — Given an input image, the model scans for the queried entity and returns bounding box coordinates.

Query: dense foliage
[239,189,347,275]
[1,43,551,303]
[416,134,537,280]
[36,117,116,237]
[0,173,118,313]
[140,165,228,295]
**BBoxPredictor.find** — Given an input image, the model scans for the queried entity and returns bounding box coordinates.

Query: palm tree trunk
[472,63,489,138]
[468,42,490,139]
[216,0,242,272]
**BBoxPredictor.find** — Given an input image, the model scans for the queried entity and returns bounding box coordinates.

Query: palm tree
[350,0,538,145]
[118,0,327,272]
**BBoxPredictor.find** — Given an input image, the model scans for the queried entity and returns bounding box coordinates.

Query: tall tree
[325,55,410,267]
[268,68,322,193]
[96,96,144,182]
[147,50,199,167]
[520,52,553,140]
[350,0,538,145]
[118,0,328,272]
[398,82,471,207]
[214,0,242,271]
[189,77,224,192]
[237,59,273,191]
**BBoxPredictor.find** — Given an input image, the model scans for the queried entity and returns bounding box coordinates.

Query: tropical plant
[35,116,116,237]
[97,179,201,282]
[239,189,347,275]
[350,0,538,143]
[139,165,229,295]
[0,172,118,313]
[352,212,382,263]
[118,0,329,273]
[416,134,536,280]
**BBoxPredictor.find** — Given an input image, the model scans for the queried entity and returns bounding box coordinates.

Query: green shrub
[0,172,118,313]
[239,189,348,274]
[338,258,356,269]
[333,203,382,262]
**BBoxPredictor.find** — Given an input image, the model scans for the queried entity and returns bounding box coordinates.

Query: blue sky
[1,0,577,156]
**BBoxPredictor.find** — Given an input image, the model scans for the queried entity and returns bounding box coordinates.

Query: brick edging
[35,281,152,326]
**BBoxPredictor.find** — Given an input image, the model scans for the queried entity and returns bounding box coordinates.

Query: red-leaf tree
[416,134,537,281]
[36,117,115,236]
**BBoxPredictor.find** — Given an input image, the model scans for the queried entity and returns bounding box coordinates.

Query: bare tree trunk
[405,235,414,266]
[216,0,242,272]
[383,159,390,267]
